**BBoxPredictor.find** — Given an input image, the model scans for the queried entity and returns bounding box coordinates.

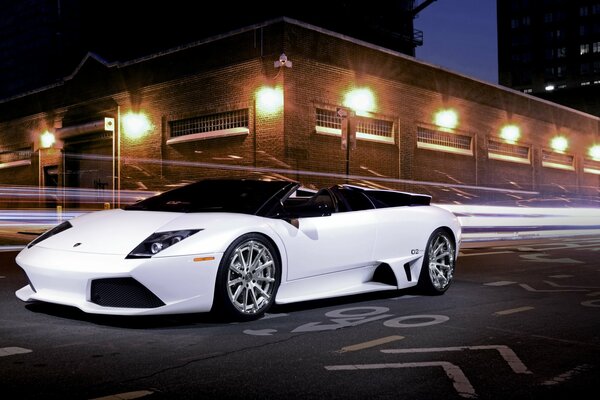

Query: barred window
[542,149,575,170]
[0,146,32,169]
[316,108,342,130]
[488,139,530,164]
[583,158,600,175]
[416,126,473,156]
[315,108,394,143]
[167,109,249,144]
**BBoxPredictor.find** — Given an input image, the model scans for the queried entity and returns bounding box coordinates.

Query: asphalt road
[1,236,599,400]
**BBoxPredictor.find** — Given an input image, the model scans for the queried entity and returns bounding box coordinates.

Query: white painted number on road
[384,314,449,328]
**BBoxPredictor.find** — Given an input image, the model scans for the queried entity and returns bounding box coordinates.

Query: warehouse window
[416,126,473,156]
[583,158,600,175]
[315,108,394,144]
[167,109,249,144]
[488,140,530,164]
[542,149,575,171]
[0,145,32,169]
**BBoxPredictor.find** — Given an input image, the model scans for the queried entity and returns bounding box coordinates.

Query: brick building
[1,18,599,208]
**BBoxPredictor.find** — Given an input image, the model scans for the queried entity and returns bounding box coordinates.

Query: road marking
[243,329,278,336]
[587,291,600,297]
[542,364,593,386]
[384,314,449,328]
[262,313,289,320]
[581,299,600,308]
[382,345,532,374]
[391,295,420,300]
[494,306,535,316]
[459,250,513,257]
[0,347,32,357]
[520,253,583,264]
[544,280,600,289]
[484,281,516,287]
[519,283,588,293]
[90,390,154,400]
[338,335,405,353]
[549,275,573,279]
[325,361,476,399]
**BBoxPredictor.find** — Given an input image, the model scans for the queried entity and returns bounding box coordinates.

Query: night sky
[414,0,498,85]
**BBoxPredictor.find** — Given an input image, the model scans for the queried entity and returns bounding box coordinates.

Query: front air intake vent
[91,278,165,308]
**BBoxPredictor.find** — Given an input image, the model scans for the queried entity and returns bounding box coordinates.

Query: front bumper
[15,246,223,316]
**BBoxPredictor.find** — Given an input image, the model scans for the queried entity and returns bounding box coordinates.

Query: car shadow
[23,287,424,329]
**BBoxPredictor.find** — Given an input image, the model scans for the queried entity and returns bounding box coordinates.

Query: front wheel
[417,229,455,295]
[214,234,280,321]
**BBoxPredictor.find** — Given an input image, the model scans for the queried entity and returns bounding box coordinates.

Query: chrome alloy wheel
[427,232,455,291]
[226,240,277,315]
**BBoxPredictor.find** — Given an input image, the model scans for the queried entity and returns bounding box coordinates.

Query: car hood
[33,209,186,255]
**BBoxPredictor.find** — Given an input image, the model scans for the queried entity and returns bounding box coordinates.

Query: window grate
[542,149,574,170]
[488,140,530,161]
[170,109,249,138]
[316,108,342,130]
[416,126,472,154]
[0,148,32,164]
[315,108,393,139]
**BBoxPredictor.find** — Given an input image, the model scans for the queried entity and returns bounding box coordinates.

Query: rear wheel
[214,234,280,321]
[417,229,455,294]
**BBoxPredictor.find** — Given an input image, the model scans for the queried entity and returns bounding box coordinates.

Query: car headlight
[27,221,73,249]
[126,229,201,258]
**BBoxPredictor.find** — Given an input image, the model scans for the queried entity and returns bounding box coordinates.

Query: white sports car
[15,178,461,321]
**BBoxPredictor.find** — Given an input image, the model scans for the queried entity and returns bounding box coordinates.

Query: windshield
[125,179,295,214]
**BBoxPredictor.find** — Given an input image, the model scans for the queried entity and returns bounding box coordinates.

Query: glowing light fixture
[500,125,521,143]
[434,109,458,130]
[343,88,375,116]
[122,112,152,139]
[256,86,283,114]
[40,130,55,149]
[545,84,555,91]
[589,144,600,161]
[550,136,568,153]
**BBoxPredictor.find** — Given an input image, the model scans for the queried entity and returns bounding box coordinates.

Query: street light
[40,130,55,149]
[122,111,152,139]
[256,86,283,114]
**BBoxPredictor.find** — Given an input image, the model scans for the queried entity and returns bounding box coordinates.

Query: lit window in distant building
[557,47,567,58]
[522,16,531,26]
[511,18,519,29]
[544,12,553,23]
[593,4,600,14]
[580,25,590,36]
[580,44,590,55]
[556,65,566,77]
[581,63,591,75]
[594,61,600,73]
[580,6,589,16]
[593,42,600,52]
[523,88,533,93]
[581,81,591,86]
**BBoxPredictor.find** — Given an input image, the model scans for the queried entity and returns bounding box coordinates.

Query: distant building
[0,0,433,100]
[1,18,599,210]
[497,0,600,116]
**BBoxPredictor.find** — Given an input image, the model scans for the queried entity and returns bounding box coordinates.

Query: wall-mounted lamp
[256,86,284,114]
[550,135,568,153]
[122,111,152,140]
[500,125,521,143]
[589,144,600,161]
[434,109,458,130]
[40,130,56,149]
[343,87,375,116]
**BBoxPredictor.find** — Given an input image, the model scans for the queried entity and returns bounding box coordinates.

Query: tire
[417,228,455,295]
[214,233,281,321]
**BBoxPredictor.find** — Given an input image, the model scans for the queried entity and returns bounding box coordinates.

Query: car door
[276,190,378,281]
